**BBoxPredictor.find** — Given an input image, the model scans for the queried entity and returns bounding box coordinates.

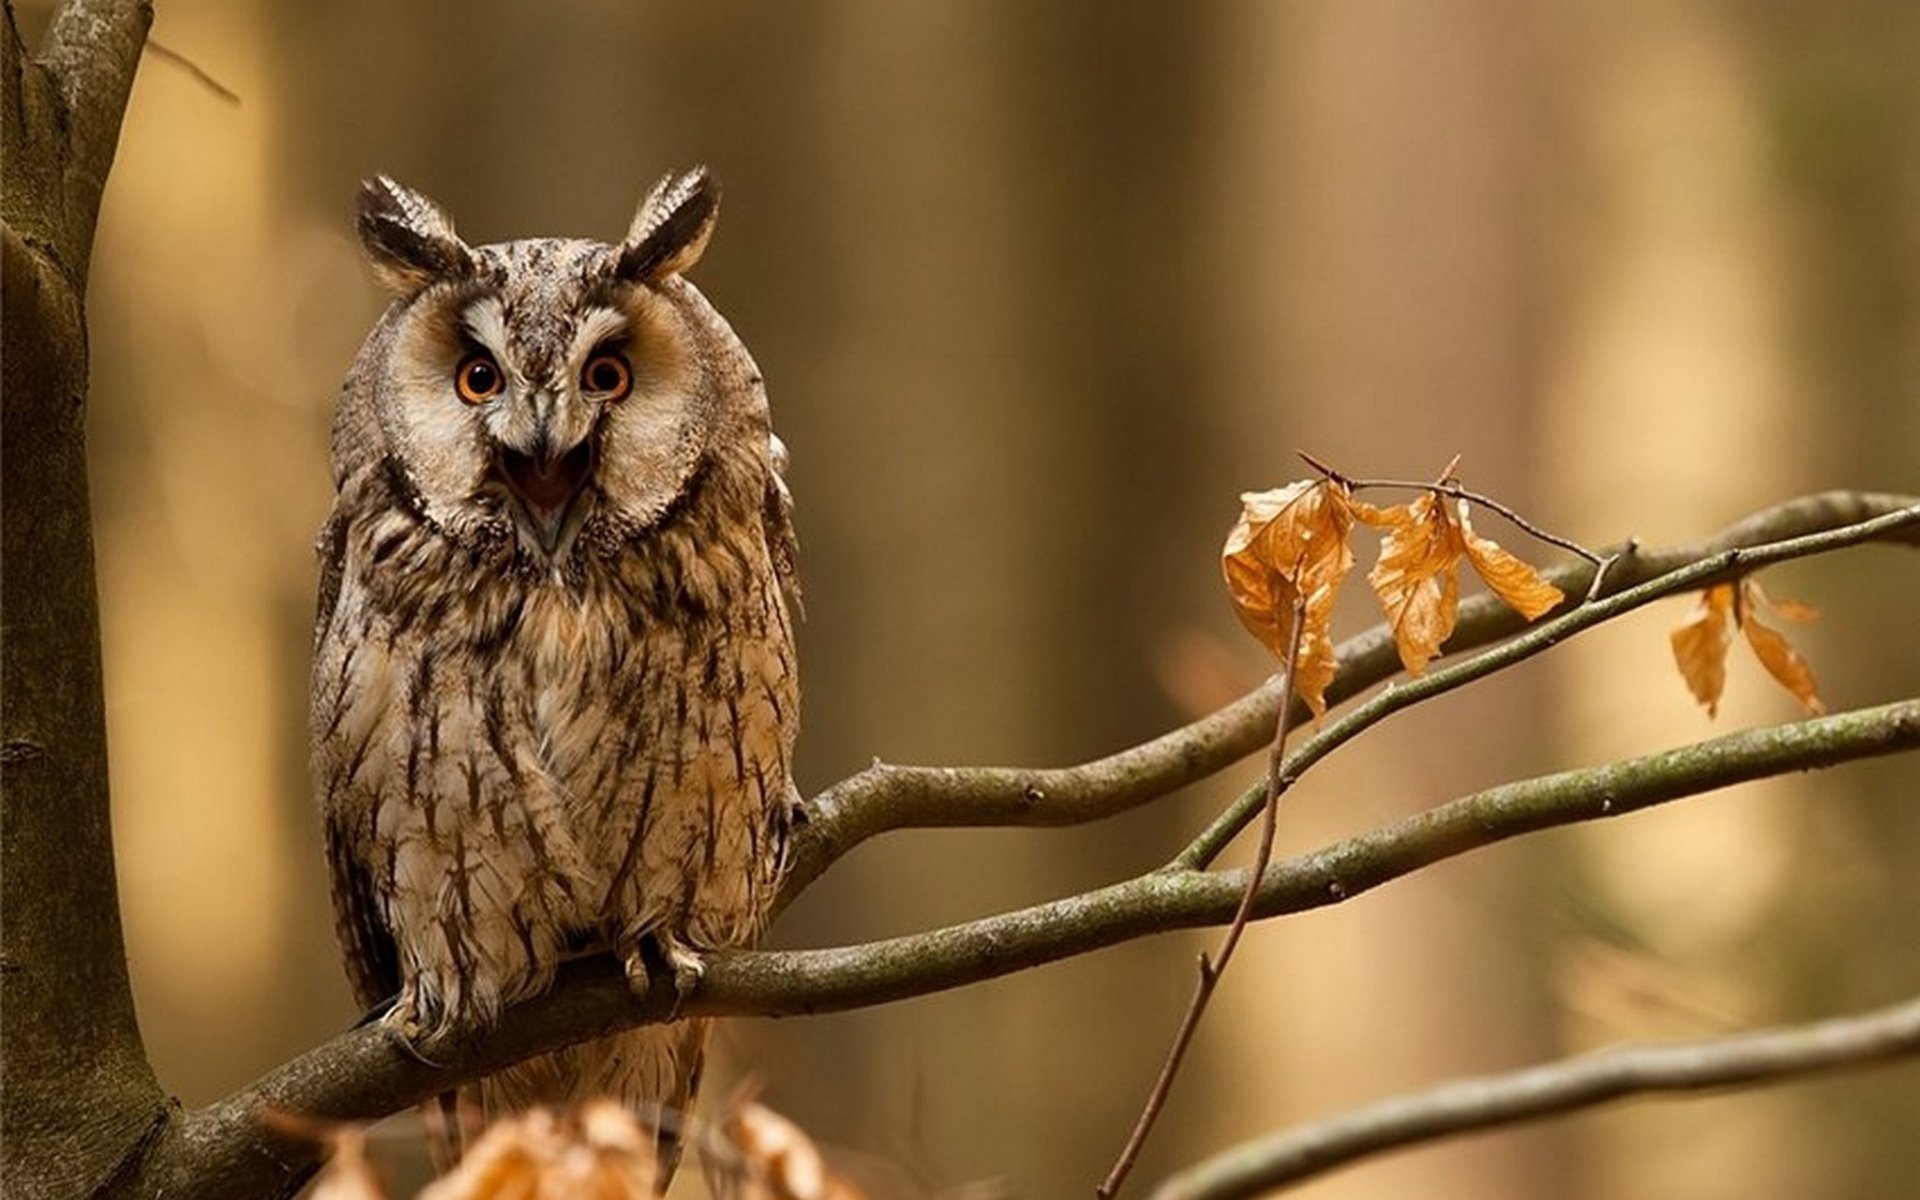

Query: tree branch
[123,698,1920,1198]
[1148,993,1920,1200]
[785,491,1920,899]
[1176,499,1920,868]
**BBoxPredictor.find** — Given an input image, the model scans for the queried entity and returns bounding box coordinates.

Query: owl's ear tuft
[356,176,474,294]
[616,167,720,283]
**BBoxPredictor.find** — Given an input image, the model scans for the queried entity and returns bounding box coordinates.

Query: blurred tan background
[43,0,1920,1195]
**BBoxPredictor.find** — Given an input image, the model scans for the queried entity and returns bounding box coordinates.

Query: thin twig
[1099,597,1306,1199]
[145,38,240,105]
[1149,992,1920,1200]
[1301,453,1605,567]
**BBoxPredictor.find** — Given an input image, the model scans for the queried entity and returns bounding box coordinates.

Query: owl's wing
[325,816,401,1015]
[763,432,803,616]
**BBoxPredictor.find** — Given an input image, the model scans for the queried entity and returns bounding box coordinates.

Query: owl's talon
[381,990,423,1039]
[380,993,449,1067]
[622,951,651,998]
[660,940,706,1016]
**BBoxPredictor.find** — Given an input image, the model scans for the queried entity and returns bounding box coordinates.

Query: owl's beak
[496,440,593,555]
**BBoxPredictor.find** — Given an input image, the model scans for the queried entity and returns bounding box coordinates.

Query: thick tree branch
[125,699,1920,1198]
[1148,993,1920,1200]
[2,4,158,1200]
[785,492,1920,899]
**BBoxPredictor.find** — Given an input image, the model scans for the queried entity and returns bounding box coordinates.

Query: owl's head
[345,169,769,566]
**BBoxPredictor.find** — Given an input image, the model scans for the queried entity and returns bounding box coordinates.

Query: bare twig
[1100,597,1307,1199]
[120,698,1920,1199]
[145,38,240,105]
[1297,449,1604,564]
[783,490,1920,902]
[1149,993,1920,1200]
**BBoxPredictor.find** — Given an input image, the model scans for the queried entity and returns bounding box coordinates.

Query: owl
[310,168,801,1176]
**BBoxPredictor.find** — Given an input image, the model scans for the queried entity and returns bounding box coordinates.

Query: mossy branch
[127,693,1919,1198]
[1149,992,1920,1200]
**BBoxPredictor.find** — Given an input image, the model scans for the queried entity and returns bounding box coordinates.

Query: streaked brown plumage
[310,170,799,1175]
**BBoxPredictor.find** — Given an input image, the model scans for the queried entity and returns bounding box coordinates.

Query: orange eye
[581,350,632,401]
[456,354,504,404]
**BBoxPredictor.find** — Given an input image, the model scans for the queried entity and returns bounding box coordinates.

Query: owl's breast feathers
[312,438,798,1026]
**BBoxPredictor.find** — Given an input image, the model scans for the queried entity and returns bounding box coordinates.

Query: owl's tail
[422,1020,710,1191]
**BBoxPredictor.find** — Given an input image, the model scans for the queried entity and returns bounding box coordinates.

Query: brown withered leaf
[1740,581,1824,715]
[1670,583,1737,717]
[1357,489,1563,674]
[1458,505,1565,620]
[418,1102,661,1200]
[721,1103,864,1200]
[1669,580,1823,717]
[1358,490,1462,675]
[1222,479,1356,717]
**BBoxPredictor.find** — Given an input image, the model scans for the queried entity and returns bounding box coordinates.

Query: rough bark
[2,3,161,1199]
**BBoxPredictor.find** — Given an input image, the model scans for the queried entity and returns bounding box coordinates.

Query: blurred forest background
[27,0,1918,1196]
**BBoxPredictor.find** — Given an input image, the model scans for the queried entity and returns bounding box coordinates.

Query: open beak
[496,440,593,554]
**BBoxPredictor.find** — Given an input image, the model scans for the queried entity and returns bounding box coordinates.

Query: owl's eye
[581,351,632,401]
[456,354,504,404]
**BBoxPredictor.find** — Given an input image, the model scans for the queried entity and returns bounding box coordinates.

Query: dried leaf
[1222,479,1356,716]
[1358,484,1566,673]
[1670,583,1736,717]
[1765,599,1821,622]
[1748,580,1820,624]
[1360,491,1463,675]
[723,1103,863,1200]
[419,1104,661,1200]
[1458,503,1565,620]
[1739,582,1824,715]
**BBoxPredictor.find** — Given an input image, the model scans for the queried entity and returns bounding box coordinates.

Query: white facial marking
[461,296,512,370]
[565,307,629,389]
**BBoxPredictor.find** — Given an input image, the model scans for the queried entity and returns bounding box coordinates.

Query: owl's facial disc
[494,438,594,556]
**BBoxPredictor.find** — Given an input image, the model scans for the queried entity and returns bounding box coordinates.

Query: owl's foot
[380,989,449,1068]
[664,940,706,995]
[619,934,706,1014]
[382,988,424,1038]
[658,935,706,1017]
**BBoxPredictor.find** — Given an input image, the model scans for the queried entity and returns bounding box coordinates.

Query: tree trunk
[2,3,163,1197]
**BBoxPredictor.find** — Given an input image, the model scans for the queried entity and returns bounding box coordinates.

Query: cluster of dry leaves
[1222,468,1564,715]
[1223,462,1825,717]
[305,1099,861,1200]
